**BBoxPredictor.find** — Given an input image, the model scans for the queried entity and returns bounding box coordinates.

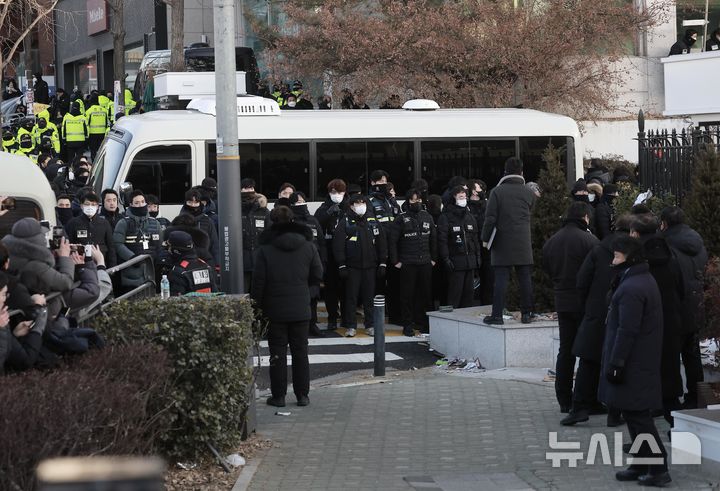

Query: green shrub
[90,296,256,460]
[686,145,720,258]
[613,180,676,218]
[0,344,172,491]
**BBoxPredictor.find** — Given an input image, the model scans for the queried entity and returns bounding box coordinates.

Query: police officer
[113,190,163,291]
[368,169,401,323]
[290,191,326,337]
[33,110,61,156]
[166,231,217,295]
[333,194,388,337]
[241,179,270,290]
[86,94,109,161]
[64,192,117,267]
[438,185,481,308]
[14,118,36,160]
[61,101,88,164]
[314,179,348,330]
[1,130,16,153]
[389,188,437,337]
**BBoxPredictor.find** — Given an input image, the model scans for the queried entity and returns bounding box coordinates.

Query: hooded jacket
[481,174,536,266]
[251,222,323,323]
[662,223,708,333]
[669,30,697,55]
[33,73,49,104]
[1,235,74,295]
[163,224,214,264]
[179,205,219,265]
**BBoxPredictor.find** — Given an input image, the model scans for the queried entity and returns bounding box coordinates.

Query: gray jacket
[1,235,75,294]
[481,175,536,266]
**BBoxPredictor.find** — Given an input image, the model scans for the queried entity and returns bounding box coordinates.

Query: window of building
[676,0,720,51]
[126,145,192,203]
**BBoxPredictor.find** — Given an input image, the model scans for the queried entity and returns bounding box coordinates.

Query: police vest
[16,129,34,150]
[124,89,136,114]
[63,114,87,142]
[173,259,213,293]
[34,126,60,153]
[122,217,161,256]
[86,105,108,134]
[2,136,16,152]
[369,195,395,224]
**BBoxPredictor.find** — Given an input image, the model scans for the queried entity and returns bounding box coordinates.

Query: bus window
[317,142,367,199]
[519,137,570,183]
[261,142,310,199]
[469,140,517,188]
[207,143,261,191]
[421,141,470,194]
[125,145,192,204]
[366,141,413,197]
[0,199,43,238]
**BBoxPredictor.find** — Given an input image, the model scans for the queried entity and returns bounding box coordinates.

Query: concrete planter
[428,306,558,369]
[671,409,720,479]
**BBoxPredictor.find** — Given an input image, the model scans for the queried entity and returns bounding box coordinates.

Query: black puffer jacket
[1,235,74,294]
[315,198,346,262]
[438,204,480,271]
[594,196,616,240]
[389,209,437,266]
[251,222,323,323]
[541,218,599,312]
[179,205,219,265]
[291,205,327,264]
[663,223,708,333]
[241,193,270,273]
[333,211,388,270]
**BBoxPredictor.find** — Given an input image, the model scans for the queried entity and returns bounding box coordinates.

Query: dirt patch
[165,435,273,491]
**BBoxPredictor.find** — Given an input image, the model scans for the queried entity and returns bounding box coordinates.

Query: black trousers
[476,248,494,305]
[491,265,533,317]
[681,330,704,402]
[573,358,601,411]
[64,141,86,164]
[88,133,104,161]
[556,311,583,408]
[323,255,344,324]
[623,409,668,474]
[399,263,433,330]
[447,269,474,308]
[344,267,375,329]
[268,320,310,398]
[385,265,402,323]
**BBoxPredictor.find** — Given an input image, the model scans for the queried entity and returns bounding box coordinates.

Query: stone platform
[428,305,559,369]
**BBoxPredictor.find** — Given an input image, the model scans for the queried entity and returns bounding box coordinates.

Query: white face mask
[456,198,467,208]
[330,193,344,204]
[353,204,367,216]
[82,205,97,217]
[588,193,596,203]
[288,101,296,107]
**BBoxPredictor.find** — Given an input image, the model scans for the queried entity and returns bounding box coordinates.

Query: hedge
[90,296,257,460]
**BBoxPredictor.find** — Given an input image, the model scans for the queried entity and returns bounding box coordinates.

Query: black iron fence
[637,111,720,206]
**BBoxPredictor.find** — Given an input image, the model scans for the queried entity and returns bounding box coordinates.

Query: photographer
[64,192,117,267]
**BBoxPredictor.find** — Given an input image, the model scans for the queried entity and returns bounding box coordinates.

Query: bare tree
[161,0,185,72]
[106,0,126,92]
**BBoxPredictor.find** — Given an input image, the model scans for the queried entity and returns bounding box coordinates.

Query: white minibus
[90,97,582,217]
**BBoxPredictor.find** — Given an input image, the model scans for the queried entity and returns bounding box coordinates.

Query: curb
[231,447,268,491]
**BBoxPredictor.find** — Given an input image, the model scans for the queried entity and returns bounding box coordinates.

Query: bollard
[373,295,386,377]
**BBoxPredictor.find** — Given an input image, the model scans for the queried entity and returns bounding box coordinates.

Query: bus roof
[113,107,580,143]
[0,153,56,224]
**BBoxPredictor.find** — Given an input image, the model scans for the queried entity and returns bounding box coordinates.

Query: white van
[0,152,56,237]
[90,97,583,218]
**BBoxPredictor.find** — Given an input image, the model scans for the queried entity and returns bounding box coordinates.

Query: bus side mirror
[119,181,134,207]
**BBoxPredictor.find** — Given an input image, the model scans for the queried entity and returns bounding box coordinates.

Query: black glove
[377,264,386,279]
[338,266,349,280]
[606,364,625,385]
[444,258,455,272]
[328,204,341,216]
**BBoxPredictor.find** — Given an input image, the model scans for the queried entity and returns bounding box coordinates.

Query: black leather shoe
[607,413,626,427]
[483,315,504,325]
[615,468,644,481]
[560,410,589,426]
[637,472,671,487]
[521,312,533,324]
[266,396,286,407]
[309,323,324,337]
[297,395,309,407]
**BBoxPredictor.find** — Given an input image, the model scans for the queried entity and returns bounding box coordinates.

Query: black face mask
[149,210,159,218]
[372,184,389,196]
[56,207,73,224]
[293,204,309,216]
[409,202,422,213]
[574,194,589,203]
[75,174,88,185]
[38,119,47,129]
[129,205,148,217]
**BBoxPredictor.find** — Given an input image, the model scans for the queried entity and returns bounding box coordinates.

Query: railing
[637,111,720,206]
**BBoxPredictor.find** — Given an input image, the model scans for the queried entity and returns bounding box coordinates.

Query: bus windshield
[91,137,128,194]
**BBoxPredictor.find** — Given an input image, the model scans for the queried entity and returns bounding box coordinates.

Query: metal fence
[637,112,720,206]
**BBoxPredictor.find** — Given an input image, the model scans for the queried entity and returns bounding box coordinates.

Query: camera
[84,244,93,260]
[50,226,64,250]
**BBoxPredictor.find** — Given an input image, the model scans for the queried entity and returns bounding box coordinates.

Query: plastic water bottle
[160,274,170,299]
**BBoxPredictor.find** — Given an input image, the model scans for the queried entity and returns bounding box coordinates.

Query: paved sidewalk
[245,368,719,491]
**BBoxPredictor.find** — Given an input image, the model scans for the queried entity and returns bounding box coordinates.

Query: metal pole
[373,295,385,377]
[704,0,710,51]
[214,0,244,294]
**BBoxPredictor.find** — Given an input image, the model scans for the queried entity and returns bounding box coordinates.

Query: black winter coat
[292,205,327,264]
[163,225,214,264]
[168,251,217,295]
[542,219,599,312]
[389,209,437,266]
[64,213,117,267]
[314,198,346,263]
[481,175,536,266]
[594,197,616,240]
[573,233,618,362]
[241,194,270,273]
[438,204,480,271]
[599,262,663,411]
[179,206,219,265]
[642,235,685,399]
[333,212,388,270]
[2,235,75,295]
[467,199,486,242]
[251,222,323,323]
[100,208,123,231]
[663,224,708,333]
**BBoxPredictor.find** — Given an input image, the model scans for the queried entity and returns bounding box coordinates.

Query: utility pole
[214,0,244,293]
